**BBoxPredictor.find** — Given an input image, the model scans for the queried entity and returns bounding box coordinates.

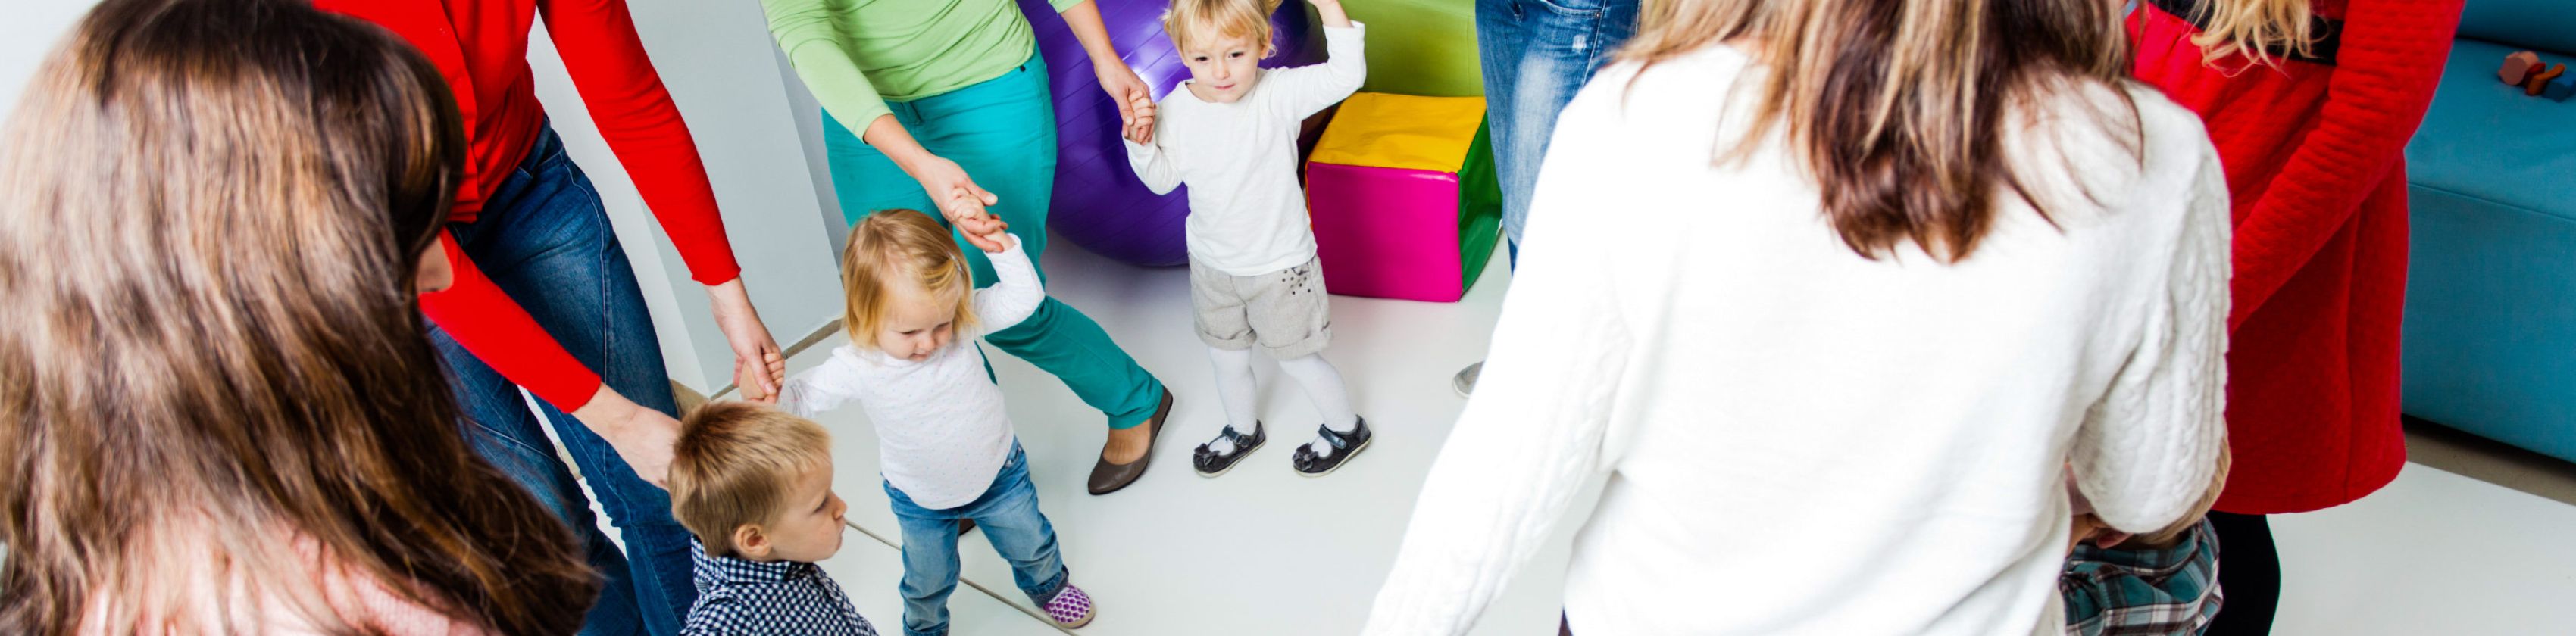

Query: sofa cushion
[2458,0,2576,55]
[2403,38,2576,225]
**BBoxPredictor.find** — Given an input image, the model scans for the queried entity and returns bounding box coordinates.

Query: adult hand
[707,277,785,401]
[905,154,1010,252]
[570,387,681,488]
[1095,59,1156,144]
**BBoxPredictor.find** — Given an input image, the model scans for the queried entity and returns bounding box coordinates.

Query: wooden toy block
[2547,75,2576,102]
[2503,51,2542,84]
[2527,64,2567,96]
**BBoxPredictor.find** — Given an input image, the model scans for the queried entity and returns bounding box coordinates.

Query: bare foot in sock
[1102,423,1151,465]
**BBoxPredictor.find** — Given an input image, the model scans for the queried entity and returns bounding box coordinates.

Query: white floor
[771,237,2576,635]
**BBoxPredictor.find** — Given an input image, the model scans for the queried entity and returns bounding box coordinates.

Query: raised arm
[1122,114,1183,195]
[970,235,1046,334]
[2223,0,2461,329]
[1261,8,1366,118]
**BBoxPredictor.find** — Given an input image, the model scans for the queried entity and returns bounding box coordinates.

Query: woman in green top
[761,0,1176,495]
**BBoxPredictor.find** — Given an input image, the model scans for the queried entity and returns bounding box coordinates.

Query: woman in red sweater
[2125,0,2459,631]
[315,1,787,631]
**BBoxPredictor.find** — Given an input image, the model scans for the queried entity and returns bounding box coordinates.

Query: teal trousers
[822,52,1166,429]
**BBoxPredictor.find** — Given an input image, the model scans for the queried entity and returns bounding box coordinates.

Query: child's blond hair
[671,401,834,557]
[840,209,978,350]
[1163,0,1280,55]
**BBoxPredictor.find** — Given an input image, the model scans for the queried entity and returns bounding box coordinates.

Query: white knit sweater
[1361,43,2231,635]
[777,235,1043,509]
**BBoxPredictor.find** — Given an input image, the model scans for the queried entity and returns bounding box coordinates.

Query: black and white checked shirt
[680,541,878,636]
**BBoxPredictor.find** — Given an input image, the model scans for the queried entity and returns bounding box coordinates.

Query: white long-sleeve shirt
[1361,43,2231,636]
[777,235,1043,509]
[1123,23,1366,276]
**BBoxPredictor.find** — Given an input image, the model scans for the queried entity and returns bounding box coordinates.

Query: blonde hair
[840,209,978,350]
[0,0,594,632]
[1621,0,2140,263]
[671,401,835,557]
[1164,0,1280,55]
[2177,0,2317,68]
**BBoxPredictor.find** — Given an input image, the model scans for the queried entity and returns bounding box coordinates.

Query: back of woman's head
[0,0,595,632]
[1624,0,2141,262]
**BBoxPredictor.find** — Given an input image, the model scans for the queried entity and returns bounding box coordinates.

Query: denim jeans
[1477,0,1643,260]
[427,126,695,635]
[883,444,1069,636]
[821,52,1168,430]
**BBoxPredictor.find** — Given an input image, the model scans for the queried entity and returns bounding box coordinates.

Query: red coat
[321,0,743,409]
[2129,0,2461,514]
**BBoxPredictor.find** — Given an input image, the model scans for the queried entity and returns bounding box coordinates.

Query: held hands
[736,351,786,404]
[1096,59,1156,145]
[1121,92,1158,145]
[708,278,785,402]
[907,154,1011,252]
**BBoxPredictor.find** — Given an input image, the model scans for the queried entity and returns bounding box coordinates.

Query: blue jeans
[884,444,1069,636]
[427,126,694,635]
[1477,0,1642,262]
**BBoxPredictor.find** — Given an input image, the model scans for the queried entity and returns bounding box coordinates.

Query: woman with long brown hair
[0,0,597,631]
[2121,0,2459,631]
[1360,0,2233,633]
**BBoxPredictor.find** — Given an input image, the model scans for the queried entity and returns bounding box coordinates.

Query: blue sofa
[2400,0,2576,462]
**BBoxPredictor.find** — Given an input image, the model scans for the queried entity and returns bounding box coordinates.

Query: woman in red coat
[2127,0,2460,631]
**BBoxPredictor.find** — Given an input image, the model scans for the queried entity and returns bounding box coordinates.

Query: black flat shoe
[1193,422,1266,478]
[1292,416,1372,478]
[1088,390,1174,495]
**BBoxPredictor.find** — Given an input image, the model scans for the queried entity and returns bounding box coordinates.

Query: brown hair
[670,401,834,557]
[0,0,596,632]
[1163,0,1281,55]
[1622,0,2141,262]
[840,209,978,350]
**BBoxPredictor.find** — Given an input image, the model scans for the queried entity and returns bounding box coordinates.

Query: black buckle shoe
[1292,416,1372,478]
[1193,422,1265,478]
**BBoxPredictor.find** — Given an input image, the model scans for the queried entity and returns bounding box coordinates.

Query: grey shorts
[1190,257,1332,359]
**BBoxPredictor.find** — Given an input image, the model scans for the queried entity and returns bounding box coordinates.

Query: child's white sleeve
[2070,142,2231,535]
[1122,111,1183,195]
[1265,22,1368,118]
[775,347,868,419]
[970,234,1045,335]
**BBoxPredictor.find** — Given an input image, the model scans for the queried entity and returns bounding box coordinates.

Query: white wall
[2,1,847,396]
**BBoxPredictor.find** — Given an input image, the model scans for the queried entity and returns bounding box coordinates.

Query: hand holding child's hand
[735,351,783,404]
[1123,94,1158,145]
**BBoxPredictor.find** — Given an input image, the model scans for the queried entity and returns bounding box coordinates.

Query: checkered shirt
[2061,518,2224,636]
[680,541,877,636]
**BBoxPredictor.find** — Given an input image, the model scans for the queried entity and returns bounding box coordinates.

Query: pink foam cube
[1305,164,1470,302]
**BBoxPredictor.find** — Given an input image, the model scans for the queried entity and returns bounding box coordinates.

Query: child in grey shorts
[1121,0,1374,478]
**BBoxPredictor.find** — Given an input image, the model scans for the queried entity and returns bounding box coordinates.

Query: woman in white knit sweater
[1360,0,2232,634]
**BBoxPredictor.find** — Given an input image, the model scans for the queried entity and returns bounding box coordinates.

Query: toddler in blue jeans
[770,209,1095,634]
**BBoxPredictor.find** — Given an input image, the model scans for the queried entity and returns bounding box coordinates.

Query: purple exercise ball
[1018,0,1327,267]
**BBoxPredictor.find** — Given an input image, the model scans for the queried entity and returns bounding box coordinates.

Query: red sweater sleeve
[536,0,743,285]
[421,232,607,410]
[2226,0,2462,329]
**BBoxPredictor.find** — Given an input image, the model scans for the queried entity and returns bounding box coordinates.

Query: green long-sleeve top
[761,0,1083,140]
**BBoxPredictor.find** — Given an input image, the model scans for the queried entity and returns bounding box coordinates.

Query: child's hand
[735,355,781,404]
[1124,95,1158,145]
[1308,0,1349,26]
[972,227,1013,254]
